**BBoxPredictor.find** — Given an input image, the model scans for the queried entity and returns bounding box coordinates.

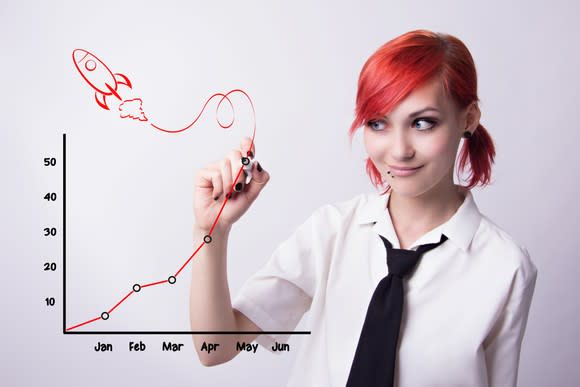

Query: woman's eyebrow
[382,106,441,119]
[408,106,441,117]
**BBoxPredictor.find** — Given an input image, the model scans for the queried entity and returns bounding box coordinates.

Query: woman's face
[363,77,478,198]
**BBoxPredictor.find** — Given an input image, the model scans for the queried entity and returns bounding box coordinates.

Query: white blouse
[232,186,538,387]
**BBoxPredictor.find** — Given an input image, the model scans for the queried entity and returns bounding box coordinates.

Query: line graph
[67,47,311,336]
[62,133,310,336]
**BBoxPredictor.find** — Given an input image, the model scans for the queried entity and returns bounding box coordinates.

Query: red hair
[348,29,496,195]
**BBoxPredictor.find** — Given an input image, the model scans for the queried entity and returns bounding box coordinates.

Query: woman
[190,29,538,387]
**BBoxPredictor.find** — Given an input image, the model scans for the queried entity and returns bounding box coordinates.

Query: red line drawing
[141,280,169,288]
[68,48,258,331]
[66,316,102,331]
[65,158,253,331]
[148,89,254,134]
[72,49,257,133]
[108,290,134,314]
[72,49,132,110]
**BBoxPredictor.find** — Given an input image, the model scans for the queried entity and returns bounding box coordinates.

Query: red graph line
[66,89,257,332]
[174,242,205,278]
[108,290,134,314]
[66,316,101,331]
[142,279,169,288]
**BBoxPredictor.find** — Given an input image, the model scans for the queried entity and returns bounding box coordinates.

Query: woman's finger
[228,150,246,197]
[220,158,233,199]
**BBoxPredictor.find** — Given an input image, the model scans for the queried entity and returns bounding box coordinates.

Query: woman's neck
[387,183,465,236]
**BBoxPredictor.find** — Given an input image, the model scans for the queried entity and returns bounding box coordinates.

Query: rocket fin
[95,92,109,110]
[114,73,132,89]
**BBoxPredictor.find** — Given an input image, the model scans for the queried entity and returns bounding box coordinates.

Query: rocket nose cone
[72,49,89,65]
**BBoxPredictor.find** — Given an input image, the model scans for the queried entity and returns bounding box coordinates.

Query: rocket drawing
[72,49,132,110]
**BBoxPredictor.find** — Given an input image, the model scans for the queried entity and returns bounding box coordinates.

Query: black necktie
[346,233,449,387]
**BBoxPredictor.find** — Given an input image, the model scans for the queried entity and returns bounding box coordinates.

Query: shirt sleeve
[232,207,323,354]
[483,246,538,387]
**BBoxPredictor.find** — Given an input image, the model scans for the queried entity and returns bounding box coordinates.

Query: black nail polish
[248,151,254,158]
[235,182,243,191]
[257,162,262,172]
[214,195,219,201]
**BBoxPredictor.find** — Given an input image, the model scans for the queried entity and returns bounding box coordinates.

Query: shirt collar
[355,185,482,252]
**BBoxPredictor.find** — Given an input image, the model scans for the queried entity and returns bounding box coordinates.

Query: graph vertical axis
[63,133,67,334]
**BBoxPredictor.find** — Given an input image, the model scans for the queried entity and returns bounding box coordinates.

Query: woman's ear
[464,102,481,132]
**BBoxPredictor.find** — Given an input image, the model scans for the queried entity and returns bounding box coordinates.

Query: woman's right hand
[193,136,270,232]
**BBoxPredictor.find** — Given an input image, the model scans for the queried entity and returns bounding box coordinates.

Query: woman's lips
[388,165,423,177]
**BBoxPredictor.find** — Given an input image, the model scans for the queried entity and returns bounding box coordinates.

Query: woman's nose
[391,129,415,159]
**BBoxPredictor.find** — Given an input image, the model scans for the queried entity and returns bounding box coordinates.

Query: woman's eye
[414,118,437,131]
[367,119,386,130]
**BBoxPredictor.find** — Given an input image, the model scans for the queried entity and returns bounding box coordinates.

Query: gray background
[1,0,578,386]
